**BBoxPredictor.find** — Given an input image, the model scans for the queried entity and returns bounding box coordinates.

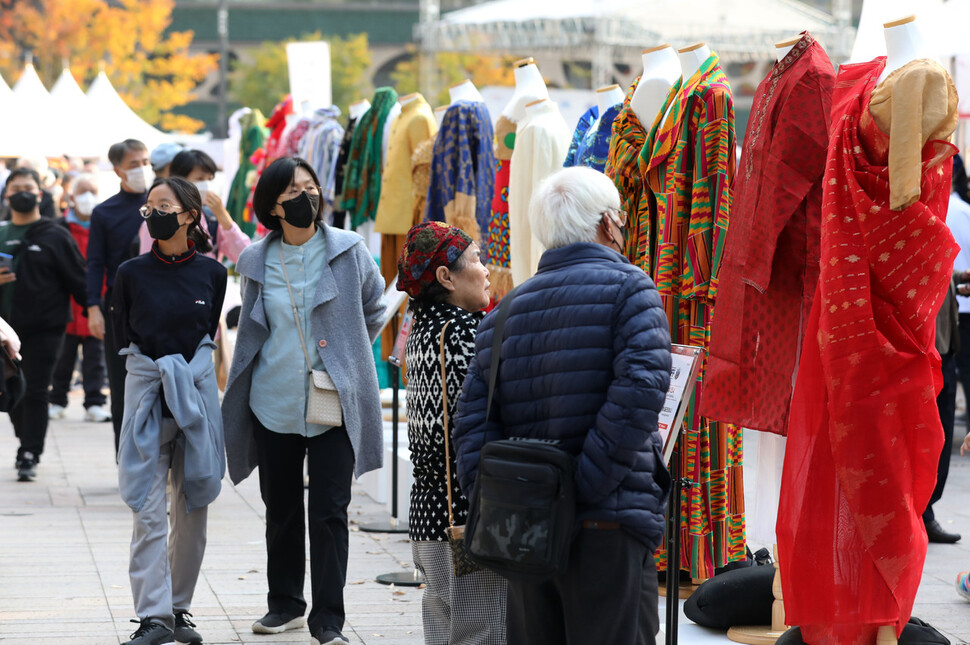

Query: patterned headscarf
[397,222,472,298]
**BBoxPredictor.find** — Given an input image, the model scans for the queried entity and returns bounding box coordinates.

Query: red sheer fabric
[703,34,834,434]
[777,57,957,644]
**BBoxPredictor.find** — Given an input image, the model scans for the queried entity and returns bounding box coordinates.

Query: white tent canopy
[85,71,170,153]
[0,63,172,159]
[48,69,103,158]
[0,63,65,158]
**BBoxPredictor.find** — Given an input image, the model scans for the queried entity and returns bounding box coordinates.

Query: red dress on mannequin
[777,57,958,644]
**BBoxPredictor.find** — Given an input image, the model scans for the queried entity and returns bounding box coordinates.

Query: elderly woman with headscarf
[398,221,507,644]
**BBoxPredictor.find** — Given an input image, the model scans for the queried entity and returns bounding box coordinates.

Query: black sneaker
[123,619,175,645]
[251,611,305,634]
[16,452,37,482]
[174,612,202,645]
[311,627,349,645]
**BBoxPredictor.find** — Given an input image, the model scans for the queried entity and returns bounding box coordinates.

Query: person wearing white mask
[49,174,111,423]
[87,139,154,454]
[137,149,250,263]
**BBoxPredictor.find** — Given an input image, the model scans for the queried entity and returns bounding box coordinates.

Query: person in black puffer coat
[454,166,672,645]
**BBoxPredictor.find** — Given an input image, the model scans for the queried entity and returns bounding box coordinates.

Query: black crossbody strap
[485,287,519,423]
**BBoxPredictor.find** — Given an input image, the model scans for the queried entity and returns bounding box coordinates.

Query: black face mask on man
[279,191,320,229]
[144,209,187,241]
[7,191,39,213]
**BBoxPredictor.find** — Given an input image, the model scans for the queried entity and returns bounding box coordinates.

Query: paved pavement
[1,389,969,644]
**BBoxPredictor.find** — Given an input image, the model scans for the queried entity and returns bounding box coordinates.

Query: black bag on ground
[776,617,949,645]
[465,437,575,582]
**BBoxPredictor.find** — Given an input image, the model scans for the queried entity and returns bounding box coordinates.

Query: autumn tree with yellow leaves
[0,0,217,132]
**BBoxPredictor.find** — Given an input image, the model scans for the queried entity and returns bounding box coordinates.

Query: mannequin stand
[360,361,410,535]
[727,546,786,644]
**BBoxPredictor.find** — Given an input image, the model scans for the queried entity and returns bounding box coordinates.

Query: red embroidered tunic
[702,33,835,434]
[778,56,958,644]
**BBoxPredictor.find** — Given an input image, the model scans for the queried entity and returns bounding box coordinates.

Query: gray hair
[72,173,98,195]
[528,167,621,250]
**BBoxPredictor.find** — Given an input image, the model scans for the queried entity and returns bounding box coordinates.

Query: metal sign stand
[358,279,424,586]
[661,345,704,645]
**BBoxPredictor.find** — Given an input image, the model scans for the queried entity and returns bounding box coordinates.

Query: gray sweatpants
[129,419,208,631]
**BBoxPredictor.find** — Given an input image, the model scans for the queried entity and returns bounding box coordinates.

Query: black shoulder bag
[464,288,576,582]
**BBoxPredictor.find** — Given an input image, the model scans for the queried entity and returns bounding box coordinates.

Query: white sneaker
[84,405,111,423]
[48,404,67,420]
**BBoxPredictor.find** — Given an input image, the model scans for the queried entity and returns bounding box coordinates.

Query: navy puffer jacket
[454,242,672,550]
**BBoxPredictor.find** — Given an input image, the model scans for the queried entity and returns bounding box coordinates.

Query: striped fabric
[635,52,746,578]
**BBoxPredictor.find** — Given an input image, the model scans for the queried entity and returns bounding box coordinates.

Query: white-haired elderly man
[454,166,673,645]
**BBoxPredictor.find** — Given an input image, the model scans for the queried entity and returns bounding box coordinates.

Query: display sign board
[285,41,332,113]
[658,345,703,465]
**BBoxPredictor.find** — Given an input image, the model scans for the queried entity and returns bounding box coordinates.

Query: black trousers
[955,313,970,405]
[925,352,957,523]
[10,329,64,460]
[49,334,107,409]
[507,527,659,645]
[254,416,355,633]
[102,296,126,453]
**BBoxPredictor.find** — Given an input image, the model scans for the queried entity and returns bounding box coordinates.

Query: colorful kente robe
[778,57,958,645]
[702,33,835,435]
[485,116,516,298]
[640,52,745,577]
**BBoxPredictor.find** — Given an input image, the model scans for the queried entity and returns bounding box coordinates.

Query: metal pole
[665,451,682,645]
[216,0,230,138]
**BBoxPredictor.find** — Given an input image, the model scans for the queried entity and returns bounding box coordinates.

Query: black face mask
[8,191,39,213]
[145,209,186,241]
[280,191,320,229]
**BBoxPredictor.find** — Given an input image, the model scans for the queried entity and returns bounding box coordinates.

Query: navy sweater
[453,242,673,550]
[86,190,146,306]
[110,244,227,362]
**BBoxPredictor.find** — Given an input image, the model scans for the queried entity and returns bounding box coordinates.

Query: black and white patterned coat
[405,301,483,542]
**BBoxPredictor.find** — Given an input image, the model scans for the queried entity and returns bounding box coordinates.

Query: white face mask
[74,192,98,216]
[125,165,155,193]
[193,180,211,200]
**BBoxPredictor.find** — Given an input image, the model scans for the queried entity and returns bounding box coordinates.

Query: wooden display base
[727,625,787,645]
[658,582,700,600]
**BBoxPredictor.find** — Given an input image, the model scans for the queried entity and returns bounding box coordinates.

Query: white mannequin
[679,42,712,81]
[502,58,550,123]
[399,92,419,108]
[349,99,370,120]
[775,35,801,62]
[449,79,484,104]
[524,97,549,119]
[434,105,448,129]
[630,45,682,129]
[878,15,930,83]
[596,84,624,113]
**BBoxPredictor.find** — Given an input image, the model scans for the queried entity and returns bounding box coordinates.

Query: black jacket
[3,218,86,333]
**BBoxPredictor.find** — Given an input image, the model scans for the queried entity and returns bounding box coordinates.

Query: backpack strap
[485,287,519,423]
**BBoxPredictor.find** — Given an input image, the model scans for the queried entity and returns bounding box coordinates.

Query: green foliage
[229,32,372,117]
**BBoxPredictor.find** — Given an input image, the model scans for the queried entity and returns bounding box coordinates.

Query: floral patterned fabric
[565,104,621,172]
[425,101,496,243]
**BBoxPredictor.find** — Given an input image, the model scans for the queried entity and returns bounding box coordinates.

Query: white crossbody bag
[279,244,342,427]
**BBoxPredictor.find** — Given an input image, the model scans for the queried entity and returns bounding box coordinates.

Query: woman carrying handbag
[222,157,387,645]
[398,222,507,645]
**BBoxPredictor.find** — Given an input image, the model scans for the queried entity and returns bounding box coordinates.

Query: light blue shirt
[251,227,331,436]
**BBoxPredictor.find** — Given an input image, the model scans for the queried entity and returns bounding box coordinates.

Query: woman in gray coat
[222,157,386,645]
